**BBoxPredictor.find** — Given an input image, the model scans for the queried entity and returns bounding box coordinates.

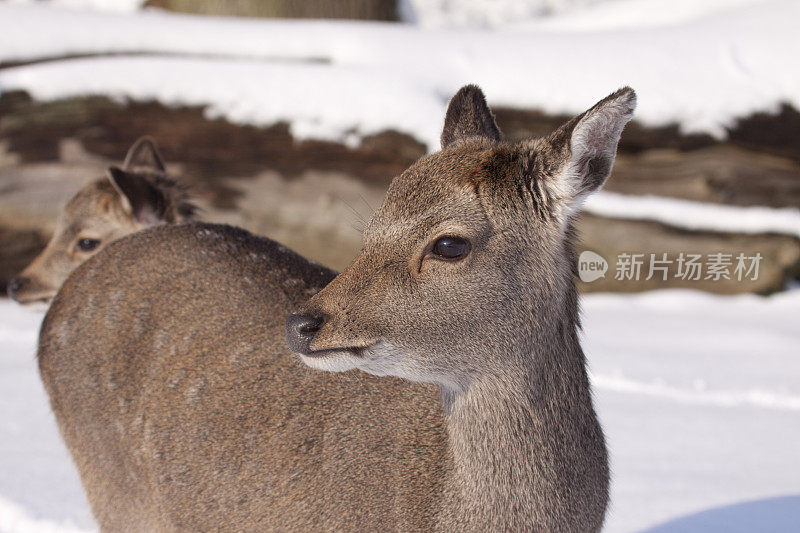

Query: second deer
[7,137,195,306]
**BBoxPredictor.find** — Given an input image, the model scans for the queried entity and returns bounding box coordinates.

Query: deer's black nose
[286,313,325,355]
[6,277,28,301]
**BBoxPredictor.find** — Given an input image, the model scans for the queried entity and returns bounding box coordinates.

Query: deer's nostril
[6,277,29,301]
[298,315,323,334]
[285,313,325,355]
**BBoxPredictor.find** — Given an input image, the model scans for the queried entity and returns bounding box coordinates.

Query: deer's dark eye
[431,236,470,261]
[77,238,101,252]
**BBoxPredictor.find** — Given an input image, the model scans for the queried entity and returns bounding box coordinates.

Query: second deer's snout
[6,277,29,301]
[285,313,325,355]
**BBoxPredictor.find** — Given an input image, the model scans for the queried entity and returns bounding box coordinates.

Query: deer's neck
[437,326,608,531]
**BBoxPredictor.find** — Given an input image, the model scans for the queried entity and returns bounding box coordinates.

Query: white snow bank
[7,0,144,14]
[523,0,773,31]
[404,0,773,30]
[401,0,601,28]
[581,288,800,531]
[1,0,799,148]
[585,191,800,238]
[592,372,800,412]
[0,496,90,533]
[0,56,445,153]
[0,306,95,532]
[583,289,800,403]
[2,288,799,532]
[7,0,773,30]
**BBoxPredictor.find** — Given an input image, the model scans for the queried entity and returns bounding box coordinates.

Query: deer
[38,85,635,531]
[7,137,195,307]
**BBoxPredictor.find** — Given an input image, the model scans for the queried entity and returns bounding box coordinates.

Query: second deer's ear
[548,87,636,212]
[123,136,166,172]
[441,85,502,149]
[107,166,166,227]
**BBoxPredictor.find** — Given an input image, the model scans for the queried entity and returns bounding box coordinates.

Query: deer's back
[38,223,447,531]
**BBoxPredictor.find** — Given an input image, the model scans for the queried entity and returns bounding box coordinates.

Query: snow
[584,192,800,239]
[583,289,800,530]
[402,0,774,30]
[7,0,772,30]
[1,0,799,149]
[401,0,603,28]
[7,0,144,14]
[0,305,94,533]
[0,55,446,153]
[1,288,799,532]
[0,498,89,533]
[520,0,774,31]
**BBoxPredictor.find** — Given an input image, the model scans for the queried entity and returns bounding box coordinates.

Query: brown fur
[40,224,446,531]
[38,86,635,531]
[8,137,195,305]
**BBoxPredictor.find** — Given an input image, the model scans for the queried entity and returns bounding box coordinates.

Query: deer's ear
[441,85,502,149]
[123,136,165,172]
[548,87,636,212]
[107,166,166,227]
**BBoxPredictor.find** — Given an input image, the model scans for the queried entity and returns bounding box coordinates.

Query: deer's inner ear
[557,88,635,198]
[106,167,167,227]
[516,87,636,222]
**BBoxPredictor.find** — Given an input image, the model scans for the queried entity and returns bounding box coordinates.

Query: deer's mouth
[297,346,370,373]
[13,289,55,306]
[301,345,367,359]
[15,296,52,311]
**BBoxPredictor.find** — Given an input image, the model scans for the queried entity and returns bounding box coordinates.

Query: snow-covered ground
[584,192,800,239]
[0,303,93,533]
[1,289,798,532]
[6,0,772,29]
[1,0,799,149]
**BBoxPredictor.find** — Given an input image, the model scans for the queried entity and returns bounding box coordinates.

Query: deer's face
[8,180,138,307]
[290,146,560,387]
[9,137,184,307]
[287,85,635,389]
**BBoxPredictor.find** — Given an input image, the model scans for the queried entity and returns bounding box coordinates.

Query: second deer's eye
[77,238,101,252]
[431,236,470,260]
